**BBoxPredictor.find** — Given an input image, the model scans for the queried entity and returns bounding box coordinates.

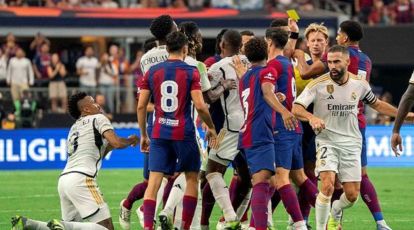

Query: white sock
[206,172,237,221]
[190,181,203,230]
[26,219,49,230]
[315,193,331,230]
[236,188,252,221]
[61,221,108,230]
[377,220,387,225]
[155,177,168,215]
[267,198,273,227]
[164,173,186,216]
[331,193,355,221]
[293,220,307,230]
[174,200,183,229]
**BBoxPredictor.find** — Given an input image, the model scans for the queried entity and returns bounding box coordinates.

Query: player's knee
[320,180,334,196]
[345,191,359,203]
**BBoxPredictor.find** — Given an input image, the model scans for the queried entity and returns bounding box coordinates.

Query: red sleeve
[267,59,281,81]
[259,67,278,85]
[139,70,150,90]
[321,52,327,63]
[204,57,215,68]
[191,69,202,91]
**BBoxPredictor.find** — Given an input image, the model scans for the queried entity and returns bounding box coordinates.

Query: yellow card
[286,9,300,21]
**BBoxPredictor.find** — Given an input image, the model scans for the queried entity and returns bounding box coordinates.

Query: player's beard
[330,67,346,82]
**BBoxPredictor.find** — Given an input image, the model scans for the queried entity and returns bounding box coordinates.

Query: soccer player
[119,15,177,230]
[240,30,254,55]
[138,31,217,230]
[391,70,414,155]
[238,37,297,230]
[266,28,317,230]
[11,92,139,230]
[203,29,251,230]
[292,45,404,230]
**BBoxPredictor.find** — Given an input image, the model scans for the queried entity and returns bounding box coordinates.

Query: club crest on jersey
[327,85,334,94]
[351,92,357,101]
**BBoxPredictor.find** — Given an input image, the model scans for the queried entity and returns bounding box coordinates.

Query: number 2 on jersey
[161,81,178,112]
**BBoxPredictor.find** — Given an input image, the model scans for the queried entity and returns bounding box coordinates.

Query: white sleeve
[95,114,113,135]
[76,58,82,69]
[360,81,377,105]
[294,86,316,108]
[409,70,414,84]
[207,65,223,89]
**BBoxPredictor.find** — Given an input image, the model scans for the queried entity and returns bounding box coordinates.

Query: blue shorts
[301,122,316,162]
[149,138,201,175]
[360,128,367,167]
[243,143,275,175]
[142,126,153,180]
[274,133,303,170]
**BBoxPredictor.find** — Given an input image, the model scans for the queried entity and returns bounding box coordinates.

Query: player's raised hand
[281,111,298,131]
[230,55,247,79]
[140,136,150,153]
[128,134,140,147]
[276,92,286,102]
[309,116,325,134]
[221,79,237,90]
[391,133,403,157]
[288,18,299,33]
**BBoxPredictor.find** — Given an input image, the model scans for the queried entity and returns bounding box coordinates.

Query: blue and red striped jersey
[268,55,302,134]
[239,65,278,149]
[140,59,201,140]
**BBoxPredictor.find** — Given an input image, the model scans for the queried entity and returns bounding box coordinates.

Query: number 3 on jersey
[67,131,79,156]
[241,88,250,121]
[161,81,178,112]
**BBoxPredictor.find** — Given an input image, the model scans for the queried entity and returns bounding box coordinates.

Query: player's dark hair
[179,21,200,54]
[150,15,175,41]
[240,30,254,36]
[244,37,267,63]
[143,37,157,53]
[68,92,87,120]
[269,18,288,28]
[215,29,228,54]
[339,20,363,42]
[328,45,350,56]
[222,30,242,54]
[265,28,289,49]
[166,31,188,53]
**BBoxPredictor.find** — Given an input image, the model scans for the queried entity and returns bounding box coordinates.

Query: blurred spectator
[129,49,144,79]
[98,53,116,114]
[188,0,203,10]
[0,93,5,129]
[211,0,234,8]
[140,0,158,7]
[355,0,375,24]
[100,0,118,7]
[32,42,51,87]
[391,0,413,24]
[76,46,99,94]
[47,53,68,113]
[30,33,51,56]
[2,33,20,61]
[6,48,34,102]
[298,0,314,11]
[80,0,97,7]
[6,0,26,5]
[368,0,392,25]
[2,112,16,130]
[96,92,113,120]
[14,90,37,128]
[0,49,7,87]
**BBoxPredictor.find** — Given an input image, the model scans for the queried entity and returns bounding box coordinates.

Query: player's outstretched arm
[191,89,217,141]
[137,89,151,152]
[103,130,139,149]
[293,49,326,80]
[292,103,325,134]
[203,79,237,104]
[262,82,297,131]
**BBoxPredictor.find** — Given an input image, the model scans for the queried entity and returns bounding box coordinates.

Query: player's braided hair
[150,15,175,41]
[68,92,87,120]
[179,21,201,56]
[339,20,363,42]
[245,37,267,63]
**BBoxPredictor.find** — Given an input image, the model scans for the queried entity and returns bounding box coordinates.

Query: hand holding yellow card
[286,9,300,21]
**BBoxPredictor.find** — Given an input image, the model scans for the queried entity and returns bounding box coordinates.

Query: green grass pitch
[1,168,413,229]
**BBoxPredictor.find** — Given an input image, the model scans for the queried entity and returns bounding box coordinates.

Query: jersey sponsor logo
[263,72,275,80]
[158,117,179,127]
[327,104,356,117]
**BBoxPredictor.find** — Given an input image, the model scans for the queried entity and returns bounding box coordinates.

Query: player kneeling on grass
[292,45,413,230]
[11,92,139,230]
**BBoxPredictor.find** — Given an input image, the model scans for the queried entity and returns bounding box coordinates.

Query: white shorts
[58,173,111,223]
[208,129,240,166]
[315,144,362,183]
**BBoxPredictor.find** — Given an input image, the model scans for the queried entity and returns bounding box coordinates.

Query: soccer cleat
[327,215,342,230]
[240,220,249,230]
[377,223,392,230]
[158,211,173,230]
[119,199,131,230]
[11,215,26,230]
[224,220,241,230]
[136,205,145,228]
[47,219,65,230]
[216,218,225,230]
